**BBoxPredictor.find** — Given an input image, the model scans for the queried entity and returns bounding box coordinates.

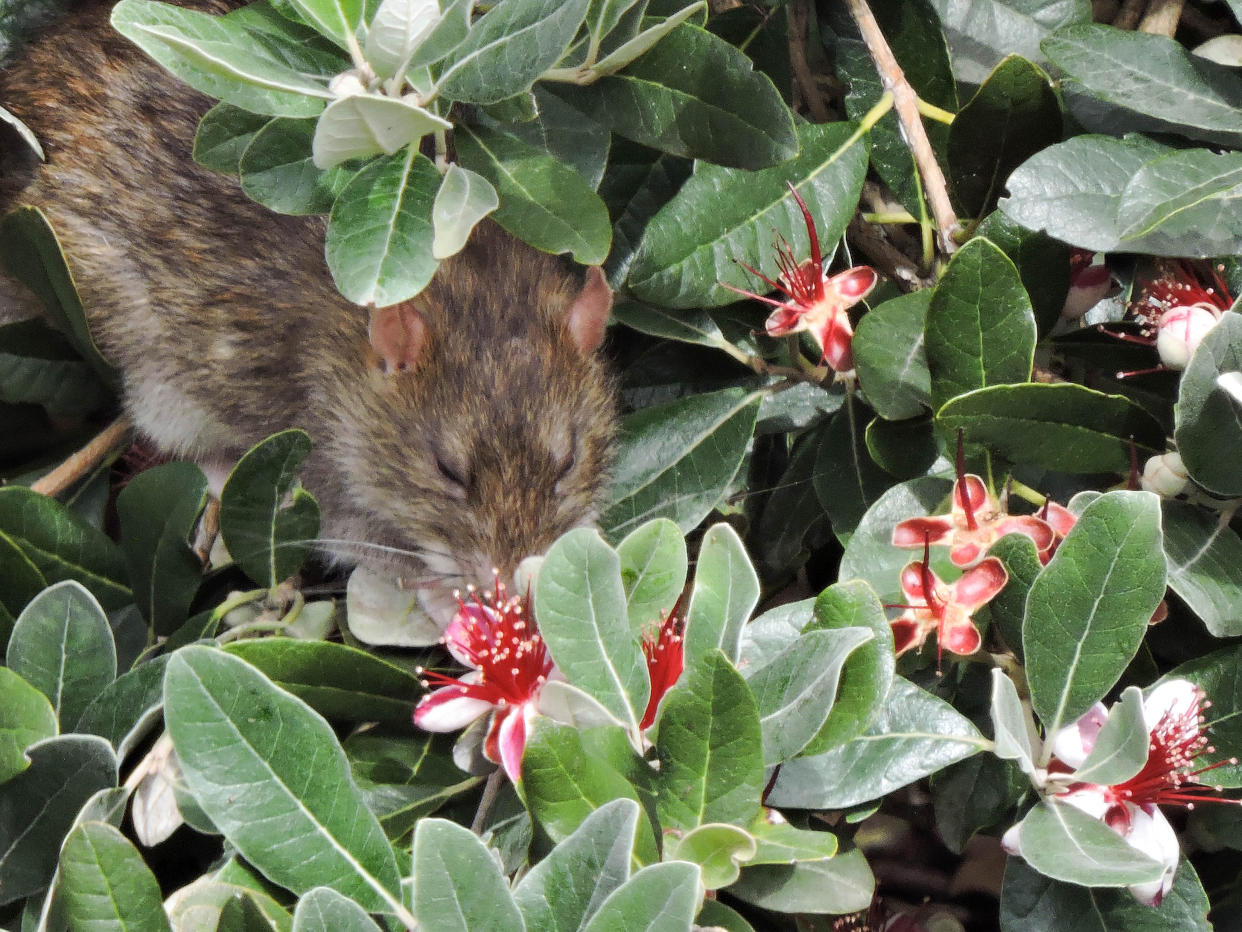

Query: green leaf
[853,290,932,421]
[683,523,759,668]
[987,532,1043,658]
[932,753,1028,854]
[937,383,1166,473]
[975,211,1071,337]
[431,163,499,259]
[219,429,321,589]
[812,400,895,539]
[0,529,46,627]
[499,86,611,190]
[404,0,473,70]
[454,122,611,265]
[1174,313,1242,497]
[116,462,208,635]
[0,319,108,418]
[948,55,1060,218]
[598,144,691,286]
[162,646,402,911]
[240,116,358,214]
[655,650,764,833]
[730,847,874,915]
[665,824,754,890]
[521,720,659,864]
[590,4,707,76]
[110,0,338,117]
[1071,686,1148,786]
[0,488,130,611]
[1024,491,1166,739]
[616,518,687,634]
[0,734,117,907]
[535,528,647,733]
[767,677,987,809]
[1015,799,1163,887]
[6,581,116,728]
[745,814,838,865]
[364,0,439,78]
[512,798,637,931]
[925,237,1036,411]
[746,627,874,766]
[626,121,866,308]
[579,861,700,932]
[610,302,731,353]
[753,428,827,575]
[547,23,796,171]
[194,102,273,173]
[599,388,762,541]
[1000,856,1211,932]
[0,667,57,783]
[224,639,421,722]
[278,0,361,50]
[928,0,1091,84]
[58,822,171,932]
[311,94,449,170]
[437,0,589,103]
[292,886,382,932]
[74,657,169,760]
[0,206,116,383]
[864,414,938,481]
[325,148,440,305]
[1162,500,1242,637]
[990,668,1035,775]
[801,580,894,755]
[411,819,523,931]
[1044,24,1242,148]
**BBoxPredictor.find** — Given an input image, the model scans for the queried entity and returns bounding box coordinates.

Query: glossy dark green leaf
[437,0,590,104]
[292,886,382,932]
[610,302,732,353]
[0,206,116,382]
[59,821,171,932]
[1162,500,1242,638]
[116,462,208,635]
[626,121,866,308]
[549,23,795,170]
[224,639,422,722]
[239,116,356,215]
[683,523,758,667]
[931,754,1028,854]
[0,528,46,624]
[75,656,168,761]
[579,861,700,932]
[864,415,937,481]
[1044,24,1242,148]
[926,237,1036,411]
[0,666,56,783]
[987,532,1043,658]
[0,488,130,610]
[1024,492,1165,739]
[110,0,338,117]
[599,388,762,541]
[801,580,894,755]
[654,650,763,832]
[948,55,1060,218]
[812,400,894,538]
[0,319,107,418]
[1162,645,1242,787]
[193,102,272,174]
[767,677,987,809]
[325,148,440,305]
[163,646,402,911]
[0,734,117,906]
[729,847,874,916]
[411,819,522,931]
[999,857,1211,932]
[513,798,637,930]
[1174,313,1242,497]
[853,290,932,421]
[974,211,1070,336]
[6,581,116,727]
[937,383,1166,472]
[928,0,1090,83]
[521,720,659,865]
[754,429,826,575]
[500,87,610,190]
[455,122,611,265]
[219,429,320,589]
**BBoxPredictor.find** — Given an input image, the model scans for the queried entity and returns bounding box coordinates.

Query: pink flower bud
[1155,305,1220,369]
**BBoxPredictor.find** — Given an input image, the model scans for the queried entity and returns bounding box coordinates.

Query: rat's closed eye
[435,451,470,496]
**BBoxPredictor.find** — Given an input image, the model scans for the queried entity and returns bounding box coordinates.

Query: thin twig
[846,216,931,291]
[1138,0,1185,35]
[29,416,131,496]
[196,497,221,564]
[789,0,830,123]
[1113,0,1148,29]
[844,0,959,255]
[471,767,506,835]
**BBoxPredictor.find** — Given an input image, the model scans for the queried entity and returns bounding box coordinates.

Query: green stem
[862,210,918,225]
[915,97,956,125]
[1007,478,1048,508]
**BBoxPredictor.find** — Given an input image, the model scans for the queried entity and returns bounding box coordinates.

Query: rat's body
[1,0,616,603]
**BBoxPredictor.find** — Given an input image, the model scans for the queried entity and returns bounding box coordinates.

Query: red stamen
[786,181,824,302]
[955,431,979,531]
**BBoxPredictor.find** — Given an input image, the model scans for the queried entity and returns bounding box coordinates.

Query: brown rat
[0,0,617,610]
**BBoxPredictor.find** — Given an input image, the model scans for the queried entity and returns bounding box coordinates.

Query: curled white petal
[414,692,492,731]
[1125,806,1180,906]
[1051,702,1109,769]
[1142,678,1199,732]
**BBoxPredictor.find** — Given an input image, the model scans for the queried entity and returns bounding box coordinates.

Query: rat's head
[320,226,615,621]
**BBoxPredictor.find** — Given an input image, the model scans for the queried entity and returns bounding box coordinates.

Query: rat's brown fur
[1,0,616,595]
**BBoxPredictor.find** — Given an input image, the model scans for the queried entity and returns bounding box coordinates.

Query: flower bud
[1061,263,1112,321]
[1155,305,1220,369]
[329,71,367,98]
[1140,451,1189,498]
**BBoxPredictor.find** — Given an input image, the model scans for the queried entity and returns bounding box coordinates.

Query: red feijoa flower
[639,604,685,730]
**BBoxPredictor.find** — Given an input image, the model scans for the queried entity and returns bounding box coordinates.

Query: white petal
[1001,822,1023,856]
[1056,786,1113,822]
[1142,679,1198,732]
[1125,806,1180,906]
[1051,702,1109,768]
[414,692,492,731]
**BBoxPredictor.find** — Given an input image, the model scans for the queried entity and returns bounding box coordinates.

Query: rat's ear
[369,301,427,374]
[567,267,612,354]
